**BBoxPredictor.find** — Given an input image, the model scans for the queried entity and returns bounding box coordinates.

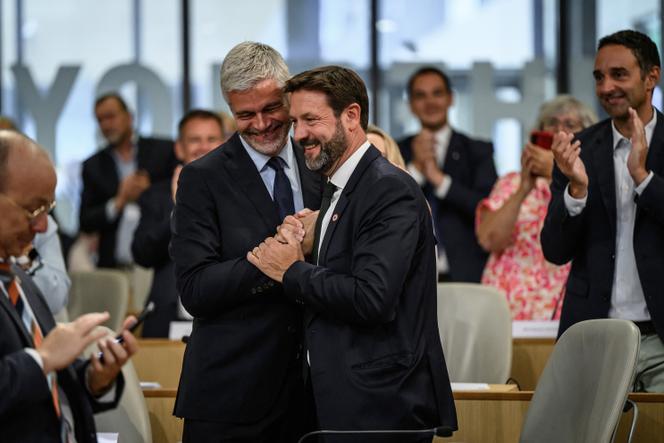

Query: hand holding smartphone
[96,302,155,363]
[530,131,554,150]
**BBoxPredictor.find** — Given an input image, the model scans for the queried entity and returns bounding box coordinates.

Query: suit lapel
[14,266,56,335]
[0,286,33,345]
[136,137,149,170]
[442,131,462,173]
[636,110,664,221]
[100,147,120,197]
[317,147,381,266]
[0,270,34,346]
[293,140,322,209]
[222,134,280,229]
[590,122,617,238]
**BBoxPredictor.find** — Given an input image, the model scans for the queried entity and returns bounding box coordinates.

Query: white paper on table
[140,381,162,389]
[97,433,119,443]
[169,321,193,340]
[451,382,490,391]
[512,320,559,338]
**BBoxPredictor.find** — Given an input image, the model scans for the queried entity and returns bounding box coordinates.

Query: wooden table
[510,338,554,390]
[143,388,664,443]
[133,337,557,392]
[133,339,186,389]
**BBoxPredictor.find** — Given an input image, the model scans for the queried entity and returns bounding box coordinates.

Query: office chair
[437,283,512,383]
[519,319,640,443]
[83,327,152,443]
[68,269,130,331]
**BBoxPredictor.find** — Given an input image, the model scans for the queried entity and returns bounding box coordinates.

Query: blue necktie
[267,157,295,221]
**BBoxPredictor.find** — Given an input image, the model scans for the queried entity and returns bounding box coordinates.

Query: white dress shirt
[315,141,372,259]
[564,111,656,321]
[239,136,305,213]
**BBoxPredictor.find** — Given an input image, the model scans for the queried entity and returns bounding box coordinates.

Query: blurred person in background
[399,66,497,283]
[367,124,406,169]
[132,109,224,337]
[476,95,597,320]
[79,93,177,269]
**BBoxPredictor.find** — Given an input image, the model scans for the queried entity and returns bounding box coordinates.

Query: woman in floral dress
[476,96,597,320]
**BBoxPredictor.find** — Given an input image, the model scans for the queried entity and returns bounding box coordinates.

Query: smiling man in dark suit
[542,30,664,391]
[248,66,457,442]
[399,67,497,282]
[170,42,321,442]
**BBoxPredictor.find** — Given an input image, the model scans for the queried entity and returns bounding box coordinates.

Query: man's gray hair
[220,42,290,103]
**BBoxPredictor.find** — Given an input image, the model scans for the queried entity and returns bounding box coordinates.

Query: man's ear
[646,66,661,93]
[343,103,362,131]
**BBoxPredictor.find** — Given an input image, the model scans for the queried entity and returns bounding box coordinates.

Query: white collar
[329,140,372,191]
[239,135,294,172]
[611,109,657,150]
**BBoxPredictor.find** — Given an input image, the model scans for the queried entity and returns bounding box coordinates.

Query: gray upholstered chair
[437,283,512,383]
[519,319,640,443]
[83,327,152,443]
[68,270,129,332]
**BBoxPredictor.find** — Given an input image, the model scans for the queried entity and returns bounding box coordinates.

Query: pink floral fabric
[477,172,570,320]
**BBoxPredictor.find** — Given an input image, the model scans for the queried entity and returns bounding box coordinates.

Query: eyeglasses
[542,117,583,133]
[0,194,55,225]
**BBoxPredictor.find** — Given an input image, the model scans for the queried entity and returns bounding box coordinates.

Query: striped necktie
[0,263,61,417]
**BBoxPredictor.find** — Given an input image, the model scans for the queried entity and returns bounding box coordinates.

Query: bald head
[0,130,55,193]
[0,130,56,258]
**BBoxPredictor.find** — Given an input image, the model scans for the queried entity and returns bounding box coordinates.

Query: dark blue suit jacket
[80,136,177,268]
[283,147,457,440]
[132,180,177,337]
[399,131,496,282]
[541,112,664,340]
[170,133,321,423]
[0,267,123,443]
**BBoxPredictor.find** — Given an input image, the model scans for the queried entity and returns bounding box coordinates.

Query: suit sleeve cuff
[105,199,119,221]
[85,365,118,402]
[635,171,654,195]
[563,184,587,216]
[24,347,44,370]
[407,163,426,186]
[434,175,452,199]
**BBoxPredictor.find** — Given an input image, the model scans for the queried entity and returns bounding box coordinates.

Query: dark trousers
[182,367,314,443]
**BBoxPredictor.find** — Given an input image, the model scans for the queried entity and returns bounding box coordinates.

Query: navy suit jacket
[541,112,664,340]
[132,180,177,337]
[283,147,457,439]
[399,131,496,282]
[0,267,123,443]
[80,136,177,268]
[170,133,321,423]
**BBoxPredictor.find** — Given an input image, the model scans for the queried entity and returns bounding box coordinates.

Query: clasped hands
[412,129,445,187]
[552,107,649,199]
[247,209,319,283]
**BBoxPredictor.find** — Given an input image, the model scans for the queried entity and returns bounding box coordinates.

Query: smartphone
[530,130,554,150]
[97,302,155,362]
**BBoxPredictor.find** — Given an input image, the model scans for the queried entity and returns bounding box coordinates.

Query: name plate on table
[512,321,559,338]
[169,321,193,340]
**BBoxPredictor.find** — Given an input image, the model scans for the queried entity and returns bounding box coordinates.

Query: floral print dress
[477,172,571,320]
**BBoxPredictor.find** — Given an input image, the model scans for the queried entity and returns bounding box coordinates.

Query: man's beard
[241,121,290,156]
[302,120,347,174]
